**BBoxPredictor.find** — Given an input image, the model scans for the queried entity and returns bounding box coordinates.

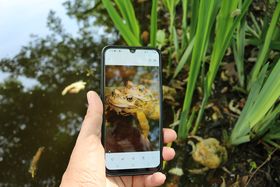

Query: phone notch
[129,49,136,53]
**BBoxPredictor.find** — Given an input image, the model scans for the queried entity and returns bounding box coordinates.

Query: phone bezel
[101,45,163,176]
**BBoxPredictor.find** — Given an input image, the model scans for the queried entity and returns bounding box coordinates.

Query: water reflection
[0,0,113,185]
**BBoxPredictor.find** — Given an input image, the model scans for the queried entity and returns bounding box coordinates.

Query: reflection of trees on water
[0,1,115,185]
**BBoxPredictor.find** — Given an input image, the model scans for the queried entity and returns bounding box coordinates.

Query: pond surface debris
[61,80,86,95]
[28,146,45,178]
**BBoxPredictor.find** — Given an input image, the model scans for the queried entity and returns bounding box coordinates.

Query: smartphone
[101,46,163,176]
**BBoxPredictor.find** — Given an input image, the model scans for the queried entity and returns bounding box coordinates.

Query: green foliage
[178,0,219,139]
[230,61,280,145]
[190,0,252,135]
[264,121,280,148]
[181,0,188,50]
[178,0,253,138]
[173,38,194,78]
[249,1,280,88]
[101,0,141,46]
[232,9,246,88]
[206,0,252,94]
[162,0,179,41]
[150,0,158,47]
[101,0,280,146]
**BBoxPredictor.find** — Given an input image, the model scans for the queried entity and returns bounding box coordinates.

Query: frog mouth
[108,101,138,109]
[133,96,151,102]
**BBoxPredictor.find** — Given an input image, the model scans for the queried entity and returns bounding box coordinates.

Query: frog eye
[126,95,133,102]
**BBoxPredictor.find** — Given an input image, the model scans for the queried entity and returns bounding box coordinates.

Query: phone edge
[100,45,163,176]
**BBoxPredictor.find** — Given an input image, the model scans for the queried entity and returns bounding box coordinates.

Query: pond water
[0,0,116,186]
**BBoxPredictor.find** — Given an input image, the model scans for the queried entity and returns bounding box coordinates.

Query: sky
[0,0,79,87]
[0,0,78,58]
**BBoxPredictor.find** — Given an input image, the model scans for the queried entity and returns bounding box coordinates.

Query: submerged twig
[245,148,278,186]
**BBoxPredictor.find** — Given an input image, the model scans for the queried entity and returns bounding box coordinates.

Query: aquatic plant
[249,1,280,88]
[230,60,280,145]
[179,0,253,138]
[150,0,158,47]
[102,0,141,46]
[178,0,219,139]
[101,0,280,146]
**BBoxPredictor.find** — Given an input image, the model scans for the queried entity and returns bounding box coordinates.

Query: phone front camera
[130,49,136,53]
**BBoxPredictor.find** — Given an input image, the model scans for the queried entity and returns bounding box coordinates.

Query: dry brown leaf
[62,81,86,95]
[29,146,45,178]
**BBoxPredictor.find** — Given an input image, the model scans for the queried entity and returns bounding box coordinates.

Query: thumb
[77,91,103,142]
[61,91,106,186]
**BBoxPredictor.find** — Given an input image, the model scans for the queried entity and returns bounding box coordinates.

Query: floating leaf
[62,81,86,95]
[28,146,45,178]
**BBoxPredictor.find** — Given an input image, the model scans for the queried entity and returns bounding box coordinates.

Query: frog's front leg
[148,105,160,120]
[136,111,150,138]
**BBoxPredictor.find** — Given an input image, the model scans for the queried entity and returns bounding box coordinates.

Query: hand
[61,91,177,187]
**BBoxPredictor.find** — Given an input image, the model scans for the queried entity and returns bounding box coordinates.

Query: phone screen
[102,47,162,172]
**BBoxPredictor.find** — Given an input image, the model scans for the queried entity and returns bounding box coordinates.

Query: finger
[163,128,177,143]
[77,91,103,141]
[144,172,166,187]
[162,146,176,161]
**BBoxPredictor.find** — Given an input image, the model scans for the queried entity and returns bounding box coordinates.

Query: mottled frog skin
[106,81,160,137]
[188,136,228,174]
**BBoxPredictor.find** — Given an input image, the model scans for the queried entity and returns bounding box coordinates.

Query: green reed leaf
[173,37,194,78]
[150,0,158,47]
[102,0,141,46]
[249,1,280,87]
[178,0,218,139]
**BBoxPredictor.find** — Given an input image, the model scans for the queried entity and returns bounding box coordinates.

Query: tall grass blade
[249,1,280,87]
[114,0,140,39]
[150,0,158,47]
[250,12,261,35]
[191,0,252,135]
[264,121,280,141]
[206,0,252,91]
[173,37,194,78]
[123,0,140,38]
[178,0,218,139]
[254,104,280,133]
[102,0,141,46]
[189,0,199,40]
[181,0,188,49]
[163,0,179,43]
[233,2,246,87]
[173,27,180,60]
[230,60,280,145]
[246,39,280,50]
[231,64,268,143]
